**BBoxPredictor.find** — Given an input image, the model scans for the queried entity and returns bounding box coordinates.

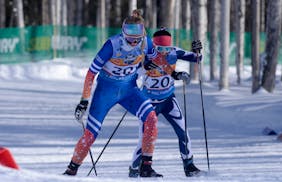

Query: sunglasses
[155,46,174,53]
[125,37,143,44]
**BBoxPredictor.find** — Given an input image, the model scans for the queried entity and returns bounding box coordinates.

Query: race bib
[144,75,173,90]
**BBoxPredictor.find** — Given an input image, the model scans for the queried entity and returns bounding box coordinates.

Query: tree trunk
[96,0,106,27]
[219,0,230,90]
[14,0,24,28]
[0,0,5,28]
[159,0,175,28]
[67,0,75,25]
[261,0,282,92]
[209,0,220,81]
[51,0,60,25]
[61,0,67,26]
[76,0,84,26]
[251,0,260,93]
[145,0,157,28]
[129,0,137,15]
[42,0,51,25]
[235,0,245,84]
[181,0,191,30]
[110,0,121,27]
[190,0,207,82]
[260,0,265,32]
[174,0,181,29]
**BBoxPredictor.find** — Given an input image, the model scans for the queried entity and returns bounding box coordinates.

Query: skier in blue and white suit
[129,28,203,177]
[64,15,162,177]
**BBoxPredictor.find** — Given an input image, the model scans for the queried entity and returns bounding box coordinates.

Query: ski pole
[87,111,127,176]
[196,51,210,171]
[182,80,189,157]
[78,118,98,176]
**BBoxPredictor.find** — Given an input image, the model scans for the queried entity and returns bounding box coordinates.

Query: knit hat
[153,27,172,46]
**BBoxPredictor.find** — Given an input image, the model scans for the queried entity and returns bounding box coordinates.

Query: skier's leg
[64,129,95,175]
[120,88,162,177]
[128,120,143,177]
[161,95,200,176]
[139,111,162,177]
[64,82,118,175]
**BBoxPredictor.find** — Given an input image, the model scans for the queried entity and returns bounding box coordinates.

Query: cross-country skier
[63,14,163,177]
[128,28,203,177]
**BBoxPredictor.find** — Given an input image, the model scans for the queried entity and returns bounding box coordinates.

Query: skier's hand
[192,40,202,53]
[74,100,88,121]
[144,61,159,70]
[171,71,191,84]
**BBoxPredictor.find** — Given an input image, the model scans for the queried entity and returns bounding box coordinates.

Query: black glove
[144,61,159,70]
[192,40,202,53]
[171,71,191,84]
[74,100,89,121]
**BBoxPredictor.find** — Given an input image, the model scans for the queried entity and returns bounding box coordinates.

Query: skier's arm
[81,40,113,100]
[175,47,202,63]
[81,70,96,100]
[145,36,157,60]
[75,40,113,121]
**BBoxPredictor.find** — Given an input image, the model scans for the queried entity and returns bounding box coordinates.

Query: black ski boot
[139,156,163,177]
[63,161,80,176]
[128,166,139,178]
[183,157,201,177]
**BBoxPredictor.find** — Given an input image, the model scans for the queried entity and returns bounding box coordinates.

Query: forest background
[0,0,281,92]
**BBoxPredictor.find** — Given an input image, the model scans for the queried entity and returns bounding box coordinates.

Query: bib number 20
[150,76,170,89]
[112,66,135,76]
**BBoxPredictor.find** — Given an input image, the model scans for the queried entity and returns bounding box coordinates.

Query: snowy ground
[0,59,282,182]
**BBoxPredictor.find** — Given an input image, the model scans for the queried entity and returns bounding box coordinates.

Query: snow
[0,59,281,182]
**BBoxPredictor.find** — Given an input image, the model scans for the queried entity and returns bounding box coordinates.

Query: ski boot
[183,157,201,177]
[63,161,80,176]
[139,156,163,177]
[128,166,139,177]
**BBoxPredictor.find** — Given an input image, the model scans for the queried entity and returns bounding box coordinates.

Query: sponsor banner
[0,25,281,65]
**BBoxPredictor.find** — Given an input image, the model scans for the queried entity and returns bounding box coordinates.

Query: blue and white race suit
[131,47,200,169]
[86,34,157,138]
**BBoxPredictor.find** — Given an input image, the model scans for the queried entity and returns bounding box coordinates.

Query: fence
[0,25,281,64]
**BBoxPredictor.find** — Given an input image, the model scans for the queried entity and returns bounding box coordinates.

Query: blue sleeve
[89,39,113,74]
[175,47,199,63]
[145,36,157,60]
[96,39,113,63]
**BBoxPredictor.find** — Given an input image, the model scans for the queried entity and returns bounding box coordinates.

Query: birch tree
[129,0,137,15]
[14,0,24,28]
[235,0,245,84]
[251,0,260,93]
[209,0,220,81]
[109,0,121,27]
[219,0,230,90]
[261,0,282,92]
[76,0,84,26]
[145,0,157,28]
[260,0,265,32]
[181,0,191,30]
[159,0,175,28]
[42,0,51,25]
[190,0,207,81]
[0,0,5,28]
[96,0,106,27]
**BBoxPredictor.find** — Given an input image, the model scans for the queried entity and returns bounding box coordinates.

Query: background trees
[0,0,281,93]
